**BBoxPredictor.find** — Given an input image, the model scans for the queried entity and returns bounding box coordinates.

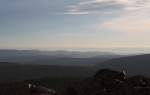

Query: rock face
[61,69,150,95]
[29,83,56,95]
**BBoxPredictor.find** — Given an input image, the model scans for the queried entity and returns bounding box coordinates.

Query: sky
[0,0,150,52]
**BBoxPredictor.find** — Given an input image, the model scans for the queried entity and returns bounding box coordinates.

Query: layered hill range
[0,50,150,81]
[0,50,122,66]
[0,50,122,82]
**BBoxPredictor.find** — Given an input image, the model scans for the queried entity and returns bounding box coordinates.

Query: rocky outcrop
[61,69,150,95]
[29,83,56,95]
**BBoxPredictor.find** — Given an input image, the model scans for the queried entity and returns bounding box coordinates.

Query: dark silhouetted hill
[95,54,150,77]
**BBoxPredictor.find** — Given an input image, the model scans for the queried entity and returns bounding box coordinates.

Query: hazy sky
[0,0,150,50]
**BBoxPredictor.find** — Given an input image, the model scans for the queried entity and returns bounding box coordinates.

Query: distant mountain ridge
[0,49,119,58]
[0,49,122,66]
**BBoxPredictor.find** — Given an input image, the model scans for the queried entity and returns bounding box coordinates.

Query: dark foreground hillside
[0,81,30,95]
[1,69,150,95]
[0,62,95,82]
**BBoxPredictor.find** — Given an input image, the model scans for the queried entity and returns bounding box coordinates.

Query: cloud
[65,0,150,15]
[1,0,149,16]
[65,0,150,34]
[65,0,125,15]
